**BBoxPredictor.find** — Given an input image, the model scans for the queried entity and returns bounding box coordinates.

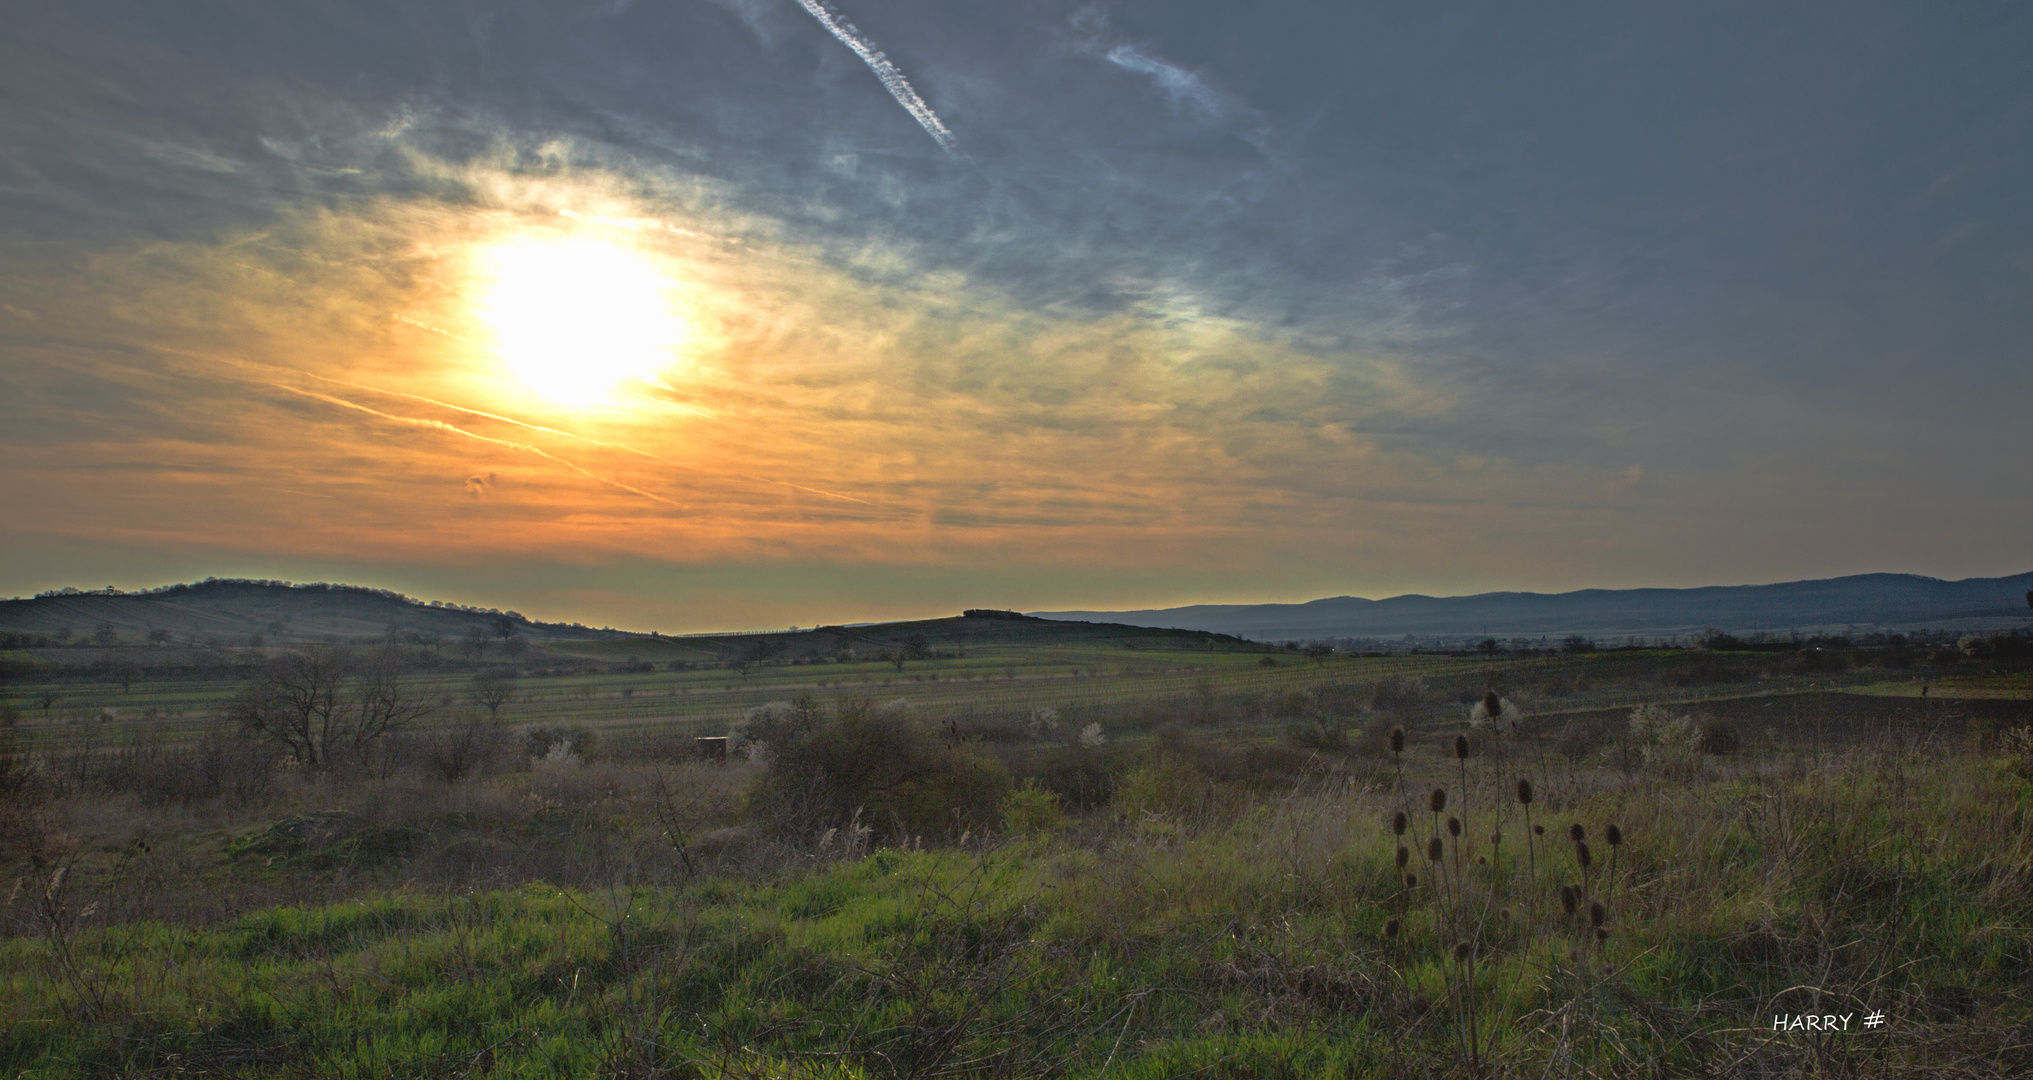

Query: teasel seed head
[1476,855,1487,866]
[1389,726,1406,753]
[1489,829,1502,847]
[1534,824,1545,836]
[1405,873,1418,888]
[1590,902,1606,928]
[1453,941,1471,962]
[1385,918,1401,939]
[1516,778,1534,805]
[1482,689,1503,719]
[1427,837,1445,862]
[1447,816,1462,838]
[1499,907,1512,920]
[1454,734,1469,760]
[1605,823,1623,847]
[1576,841,1593,869]
[1396,845,1410,868]
[1569,823,1586,843]
[1594,927,1609,942]
[1560,884,1579,914]
[1430,788,1448,813]
[1392,811,1408,836]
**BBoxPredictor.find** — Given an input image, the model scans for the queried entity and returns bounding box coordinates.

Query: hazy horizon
[6,2,2030,632]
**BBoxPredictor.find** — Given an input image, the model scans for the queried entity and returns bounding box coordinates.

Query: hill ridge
[1031,571,2033,641]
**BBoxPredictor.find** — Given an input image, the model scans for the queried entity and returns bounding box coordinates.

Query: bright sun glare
[475,235,688,406]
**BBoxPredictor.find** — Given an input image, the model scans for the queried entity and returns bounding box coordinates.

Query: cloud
[701,0,784,46]
[0,148,1484,580]
[793,0,958,153]
[1102,44,1230,124]
[140,140,244,174]
[1065,6,1269,145]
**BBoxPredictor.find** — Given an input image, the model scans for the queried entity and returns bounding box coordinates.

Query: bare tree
[469,668,518,722]
[231,647,347,769]
[231,647,430,770]
[347,649,433,766]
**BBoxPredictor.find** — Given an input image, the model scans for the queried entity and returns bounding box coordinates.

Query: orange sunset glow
[2,2,2027,632]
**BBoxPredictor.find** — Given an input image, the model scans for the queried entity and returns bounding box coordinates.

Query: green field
[1,624,2029,1077]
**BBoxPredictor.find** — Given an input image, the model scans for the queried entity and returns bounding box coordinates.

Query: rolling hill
[0,579,626,647]
[1032,572,2033,642]
[0,581,1264,657]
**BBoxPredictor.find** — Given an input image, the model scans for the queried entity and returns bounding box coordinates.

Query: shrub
[1023,741,1127,809]
[1370,675,1426,719]
[1624,704,1707,779]
[1286,718,1348,753]
[747,698,1011,841]
[1553,724,1602,764]
[1697,716,1742,755]
[523,724,598,762]
[1111,755,1213,820]
[1154,725,1316,789]
[0,706,32,796]
[426,711,509,782]
[999,780,1068,837]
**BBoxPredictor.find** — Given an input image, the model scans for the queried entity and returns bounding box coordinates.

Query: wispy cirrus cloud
[1065,5,1269,149]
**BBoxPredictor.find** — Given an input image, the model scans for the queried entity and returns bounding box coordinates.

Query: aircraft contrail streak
[269,383,685,508]
[617,384,718,419]
[305,371,668,458]
[794,0,958,153]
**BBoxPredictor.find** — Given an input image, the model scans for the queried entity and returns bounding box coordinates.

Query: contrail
[269,383,685,508]
[165,345,883,513]
[794,0,957,153]
[617,384,719,420]
[312,366,669,458]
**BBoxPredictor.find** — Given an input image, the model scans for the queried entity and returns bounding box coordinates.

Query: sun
[474,235,689,407]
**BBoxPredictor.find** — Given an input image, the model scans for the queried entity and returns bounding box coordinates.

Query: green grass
[4,745,2029,1078]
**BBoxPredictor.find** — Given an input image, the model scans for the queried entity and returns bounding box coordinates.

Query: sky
[3,1,2030,632]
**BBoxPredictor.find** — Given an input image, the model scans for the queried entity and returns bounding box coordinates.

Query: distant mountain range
[1031,572,2033,643]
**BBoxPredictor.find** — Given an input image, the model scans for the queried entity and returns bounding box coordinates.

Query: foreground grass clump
[4,744,2030,1078]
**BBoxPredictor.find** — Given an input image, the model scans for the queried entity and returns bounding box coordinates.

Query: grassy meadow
[1,624,2030,1077]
